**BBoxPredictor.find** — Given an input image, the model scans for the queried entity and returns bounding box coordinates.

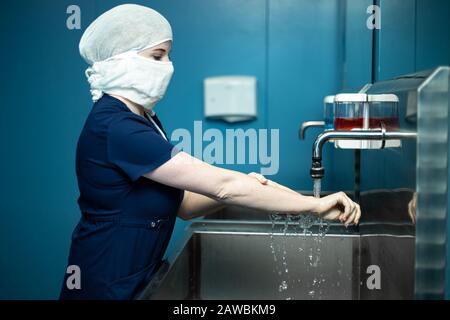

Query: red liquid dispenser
[333,93,400,149]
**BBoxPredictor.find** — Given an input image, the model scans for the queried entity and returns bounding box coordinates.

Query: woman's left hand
[248,172,269,185]
[248,172,299,195]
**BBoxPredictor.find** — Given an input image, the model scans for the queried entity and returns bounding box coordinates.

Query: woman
[60,4,360,300]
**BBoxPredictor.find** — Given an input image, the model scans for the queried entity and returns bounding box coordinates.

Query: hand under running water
[312,192,361,226]
[248,173,361,227]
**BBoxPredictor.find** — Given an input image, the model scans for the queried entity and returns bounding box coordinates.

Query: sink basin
[137,219,414,300]
[137,189,415,300]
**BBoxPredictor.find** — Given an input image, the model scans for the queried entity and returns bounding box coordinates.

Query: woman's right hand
[312,192,361,227]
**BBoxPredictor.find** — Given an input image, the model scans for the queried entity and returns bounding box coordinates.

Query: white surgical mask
[85,48,174,111]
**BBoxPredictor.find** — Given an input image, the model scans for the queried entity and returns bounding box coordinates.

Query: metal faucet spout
[310,129,417,179]
[299,121,325,140]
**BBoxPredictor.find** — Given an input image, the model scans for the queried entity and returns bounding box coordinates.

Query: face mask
[85,50,174,111]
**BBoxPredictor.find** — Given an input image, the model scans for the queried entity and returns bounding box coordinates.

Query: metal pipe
[299,121,325,139]
[313,130,417,161]
[310,130,417,179]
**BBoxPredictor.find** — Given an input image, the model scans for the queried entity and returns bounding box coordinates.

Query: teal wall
[0,0,449,299]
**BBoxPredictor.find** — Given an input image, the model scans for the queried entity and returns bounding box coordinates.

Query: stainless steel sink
[137,189,415,300]
[137,220,414,300]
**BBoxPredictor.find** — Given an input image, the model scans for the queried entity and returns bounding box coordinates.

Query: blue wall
[0,1,95,299]
[0,0,449,299]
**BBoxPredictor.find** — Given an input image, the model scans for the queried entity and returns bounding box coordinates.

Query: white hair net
[79,4,172,65]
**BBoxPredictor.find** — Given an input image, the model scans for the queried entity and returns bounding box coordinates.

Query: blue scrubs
[60,94,184,300]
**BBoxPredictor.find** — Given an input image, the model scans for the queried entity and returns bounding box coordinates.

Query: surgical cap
[79,4,172,65]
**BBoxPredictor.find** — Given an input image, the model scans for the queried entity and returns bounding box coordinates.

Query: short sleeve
[107,115,178,181]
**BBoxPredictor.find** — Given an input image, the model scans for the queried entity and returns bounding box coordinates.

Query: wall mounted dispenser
[204,76,257,123]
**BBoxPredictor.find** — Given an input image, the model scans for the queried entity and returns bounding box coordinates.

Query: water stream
[313,178,321,198]
[269,178,330,300]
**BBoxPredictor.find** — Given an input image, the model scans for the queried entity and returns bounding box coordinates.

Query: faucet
[310,128,418,179]
[299,121,325,139]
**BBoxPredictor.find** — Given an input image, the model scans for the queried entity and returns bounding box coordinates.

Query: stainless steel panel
[139,220,414,300]
[144,244,191,300]
[198,232,357,300]
[359,235,414,299]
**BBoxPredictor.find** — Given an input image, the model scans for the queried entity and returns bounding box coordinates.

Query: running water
[269,178,330,300]
[269,213,291,299]
[307,178,328,299]
[313,178,321,198]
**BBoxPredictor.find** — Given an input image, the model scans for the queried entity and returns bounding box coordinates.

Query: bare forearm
[145,152,318,215]
[177,191,224,220]
[219,171,318,214]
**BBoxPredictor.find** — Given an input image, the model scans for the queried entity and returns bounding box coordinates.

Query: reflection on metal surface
[368,67,450,299]
[137,220,414,300]
[414,67,449,299]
